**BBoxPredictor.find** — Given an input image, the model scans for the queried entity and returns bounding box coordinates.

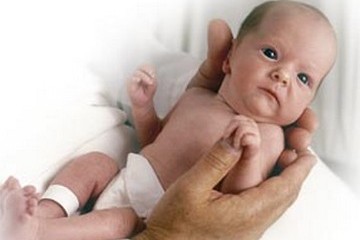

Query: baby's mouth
[259,88,280,105]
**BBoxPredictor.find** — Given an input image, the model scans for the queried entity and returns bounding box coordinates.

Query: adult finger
[285,127,311,150]
[278,149,298,168]
[278,150,317,186]
[207,19,233,63]
[296,108,319,133]
[180,139,241,193]
[187,19,233,91]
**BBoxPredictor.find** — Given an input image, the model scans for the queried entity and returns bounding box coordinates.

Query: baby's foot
[0,177,40,240]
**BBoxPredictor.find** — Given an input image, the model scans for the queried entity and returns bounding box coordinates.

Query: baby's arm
[128,66,162,147]
[221,116,284,193]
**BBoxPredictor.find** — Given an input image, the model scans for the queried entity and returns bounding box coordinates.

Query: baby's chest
[170,95,233,143]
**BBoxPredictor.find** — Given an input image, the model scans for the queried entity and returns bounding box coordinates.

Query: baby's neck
[216,92,237,114]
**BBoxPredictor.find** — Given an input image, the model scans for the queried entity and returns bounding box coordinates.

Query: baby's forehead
[261,2,334,35]
[258,4,337,61]
[264,2,326,20]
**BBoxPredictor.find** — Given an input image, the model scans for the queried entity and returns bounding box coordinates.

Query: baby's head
[219,0,337,126]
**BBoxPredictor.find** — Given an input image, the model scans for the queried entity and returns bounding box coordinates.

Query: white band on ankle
[41,184,80,216]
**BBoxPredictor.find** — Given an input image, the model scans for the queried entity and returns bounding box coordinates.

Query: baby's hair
[236,0,331,42]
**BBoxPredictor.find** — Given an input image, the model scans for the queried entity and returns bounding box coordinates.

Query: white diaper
[94,153,164,219]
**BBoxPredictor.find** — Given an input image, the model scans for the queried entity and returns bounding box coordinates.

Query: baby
[0,1,336,240]
[124,0,337,194]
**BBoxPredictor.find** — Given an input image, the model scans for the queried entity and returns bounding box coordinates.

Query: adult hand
[188,19,318,167]
[186,19,232,91]
[134,139,316,240]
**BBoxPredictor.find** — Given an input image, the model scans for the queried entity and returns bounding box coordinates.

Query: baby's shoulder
[184,86,215,97]
[180,87,217,103]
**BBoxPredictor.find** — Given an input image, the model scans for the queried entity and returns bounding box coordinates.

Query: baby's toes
[3,176,21,190]
[23,185,36,196]
[139,64,156,78]
[26,197,38,216]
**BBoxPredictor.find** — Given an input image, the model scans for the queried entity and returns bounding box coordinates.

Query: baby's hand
[127,65,157,108]
[223,115,261,160]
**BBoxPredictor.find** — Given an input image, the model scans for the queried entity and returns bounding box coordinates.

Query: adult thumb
[180,139,241,192]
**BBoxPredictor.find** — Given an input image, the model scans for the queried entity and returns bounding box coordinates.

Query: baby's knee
[69,152,120,200]
[75,151,119,174]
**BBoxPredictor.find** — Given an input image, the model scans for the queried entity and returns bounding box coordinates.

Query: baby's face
[220,4,336,126]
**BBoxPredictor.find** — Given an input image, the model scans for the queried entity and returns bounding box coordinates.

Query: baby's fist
[223,115,261,160]
[128,65,157,108]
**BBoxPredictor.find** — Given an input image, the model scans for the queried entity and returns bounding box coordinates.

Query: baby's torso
[141,88,283,189]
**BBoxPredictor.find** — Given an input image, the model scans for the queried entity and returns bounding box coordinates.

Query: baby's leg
[37,207,142,240]
[0,177,142,240]
[0,177,39,240]
[38,152,118,218]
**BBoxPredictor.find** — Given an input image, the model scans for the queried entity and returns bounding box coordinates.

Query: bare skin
[0,142,316,240]
[0,177,141,240]
[0,2,333,239]
[134,140,317,240]
[0,177,39,240]
[188,18,320,165]
[136,3,336,193]
[36,152,119,219]
[140,86,284,191]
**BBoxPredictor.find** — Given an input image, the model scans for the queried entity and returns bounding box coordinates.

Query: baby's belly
[141,88,234,189]
[141,128,222,189]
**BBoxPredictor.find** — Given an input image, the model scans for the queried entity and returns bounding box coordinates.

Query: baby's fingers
[133,69,156,86]
[241,133,260,158]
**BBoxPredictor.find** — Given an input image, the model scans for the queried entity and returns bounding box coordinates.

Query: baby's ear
[222,55,231,74]
[222,39,236,74]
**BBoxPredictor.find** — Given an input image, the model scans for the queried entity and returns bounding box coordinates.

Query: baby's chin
[221,91,297,125]
[238,102,294,126]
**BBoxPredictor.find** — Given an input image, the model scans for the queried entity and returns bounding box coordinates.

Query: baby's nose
[271,69,290,86]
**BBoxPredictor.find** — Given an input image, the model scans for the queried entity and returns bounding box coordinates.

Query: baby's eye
[297,73,309,85]
[262,48,278,60]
